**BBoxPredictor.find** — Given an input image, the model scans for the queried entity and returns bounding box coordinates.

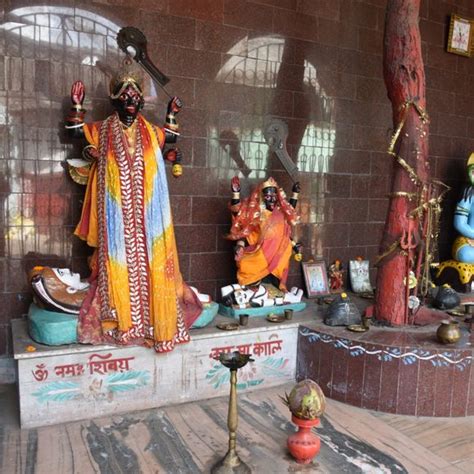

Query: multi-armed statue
[32,61,205,353]
[222,176,304,309]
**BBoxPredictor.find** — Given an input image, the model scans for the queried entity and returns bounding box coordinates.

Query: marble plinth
[296,316,474,417]
[12,313,302,429]
[13,297,474,428]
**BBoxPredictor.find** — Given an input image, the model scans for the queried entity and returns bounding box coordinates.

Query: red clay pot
[287,415,321,464]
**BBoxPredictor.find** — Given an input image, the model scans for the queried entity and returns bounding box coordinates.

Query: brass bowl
[266,313,285,323]
[219,351,254,369]
[347,324,369,333]
[216,322,239,331]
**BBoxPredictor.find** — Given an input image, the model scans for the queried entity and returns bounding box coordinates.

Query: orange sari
[236,208,293,290]
[227,180,298,291]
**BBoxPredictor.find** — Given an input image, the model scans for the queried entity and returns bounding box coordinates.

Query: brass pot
[436,319,461,344]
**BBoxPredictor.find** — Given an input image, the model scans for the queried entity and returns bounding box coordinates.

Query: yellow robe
[75,113,194,352]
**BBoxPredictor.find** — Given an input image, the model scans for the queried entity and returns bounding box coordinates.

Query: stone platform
[296,309,474,417]
[12,298,474,428]
[12,313,302,429]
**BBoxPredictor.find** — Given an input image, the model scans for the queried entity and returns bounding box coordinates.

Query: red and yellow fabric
[227,180,298,291]
[236,208,293,289]
[75,113,200,352]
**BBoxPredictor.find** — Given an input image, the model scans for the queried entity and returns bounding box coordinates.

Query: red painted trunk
[375,0,429,325]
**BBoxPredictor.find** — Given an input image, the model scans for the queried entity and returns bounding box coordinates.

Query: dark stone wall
[0,0,473,355]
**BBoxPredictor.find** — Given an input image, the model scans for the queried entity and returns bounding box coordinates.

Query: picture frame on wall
[302,261,329,298]
[447,14,473,57]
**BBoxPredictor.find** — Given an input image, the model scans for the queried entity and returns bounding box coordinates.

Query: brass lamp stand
[211,351,253,474]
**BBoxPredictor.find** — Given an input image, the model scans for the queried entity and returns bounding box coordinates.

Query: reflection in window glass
[0,6,122,258]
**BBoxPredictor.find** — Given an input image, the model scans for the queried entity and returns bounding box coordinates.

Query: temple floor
[0,383,472,473]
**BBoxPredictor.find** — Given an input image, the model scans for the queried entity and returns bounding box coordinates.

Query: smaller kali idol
[223,177,303,307]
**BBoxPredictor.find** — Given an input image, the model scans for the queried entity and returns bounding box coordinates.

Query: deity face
[262,187,277,211]
[468,165,474,186]
[111,82,144,123]
[52,268,89,291]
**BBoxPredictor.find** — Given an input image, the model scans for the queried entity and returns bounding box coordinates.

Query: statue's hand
[292,181,301,194]
[71,81,85,106]
[164,147,183,177]
[83,145,100,161]
[167,96,182,115]
[231,176,241,193]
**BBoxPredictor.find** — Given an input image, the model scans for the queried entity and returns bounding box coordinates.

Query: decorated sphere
[285,379,325,420]
[172,163,183,177]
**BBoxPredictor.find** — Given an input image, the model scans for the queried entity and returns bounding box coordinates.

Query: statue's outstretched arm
[161,96,183,177]
[163,96,182,144]
[288,181,302,260]
[229,176,246,259]
[64,82,99,160]
[65,81,98,184]
[65,81,86,140]
[231,176,241,208]
[289,181,300,208]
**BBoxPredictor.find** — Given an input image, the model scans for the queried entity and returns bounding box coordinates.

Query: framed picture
[302,261,329,298]
[447,14,473,57]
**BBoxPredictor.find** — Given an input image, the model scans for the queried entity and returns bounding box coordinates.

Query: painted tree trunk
[375,0,429,325]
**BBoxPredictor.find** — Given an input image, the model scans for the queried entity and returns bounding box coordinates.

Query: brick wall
[0,0,473,356]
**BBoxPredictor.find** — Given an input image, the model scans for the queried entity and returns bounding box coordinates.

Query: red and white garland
[96,114,189,352]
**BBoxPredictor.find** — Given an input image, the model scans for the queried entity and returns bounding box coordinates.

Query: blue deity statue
[453,153,474,263]
[436,153,474,292]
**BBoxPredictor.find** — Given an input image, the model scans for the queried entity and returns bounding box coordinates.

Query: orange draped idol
[227,178,299,291]
[75,113,201,352]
